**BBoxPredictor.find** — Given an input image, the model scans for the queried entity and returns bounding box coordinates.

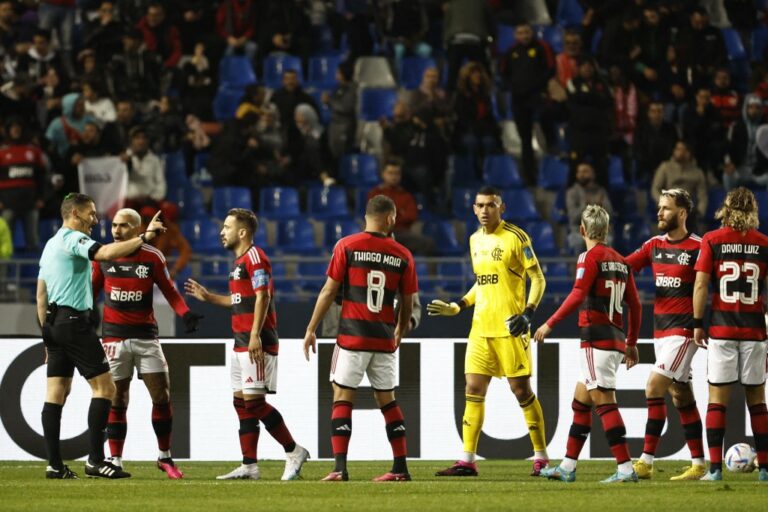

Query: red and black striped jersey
[0,144,46,192]
[327,232,418,352]
[547,243,641,352]
[694,227,768,341]
[229,245,278,354]
[625,233,701,338]
[92,244,190,342]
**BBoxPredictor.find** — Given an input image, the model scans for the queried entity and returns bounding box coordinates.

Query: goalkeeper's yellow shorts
[465,334,532,378]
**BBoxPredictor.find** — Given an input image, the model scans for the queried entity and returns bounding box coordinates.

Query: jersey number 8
[719,261,760,305]
[367,270,386,313]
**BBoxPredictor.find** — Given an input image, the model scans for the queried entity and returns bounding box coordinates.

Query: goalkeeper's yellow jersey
[463,221,539,338]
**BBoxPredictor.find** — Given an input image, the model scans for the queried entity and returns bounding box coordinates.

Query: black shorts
[44,307,110,380]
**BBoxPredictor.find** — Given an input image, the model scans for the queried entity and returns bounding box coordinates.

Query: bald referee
[38,193,165,479]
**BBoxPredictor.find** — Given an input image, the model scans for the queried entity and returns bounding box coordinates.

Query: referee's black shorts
[43,307,110,380]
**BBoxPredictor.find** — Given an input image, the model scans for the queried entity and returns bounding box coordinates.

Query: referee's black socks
[87,398,111,464]
[42,402,63,468]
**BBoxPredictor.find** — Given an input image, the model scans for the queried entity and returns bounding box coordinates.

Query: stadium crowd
[2,0,768,296]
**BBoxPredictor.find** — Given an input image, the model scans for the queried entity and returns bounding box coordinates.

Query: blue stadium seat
[296,261,327,292]
[483,155,524,188]
[254,223,268,248]
[181,218,223,252]
[263,53,303,89]
[556,0,585,26]
[324,219,360,248]
[591,28,603,54]
[213,85,245,120]
[271,261,296,294]
[308,55,342,89]
[617,221,651,255]
[496,24,515,54]
[524,221,558,256]
[201,258,230,278]
[340,153,379,187]
[452,187,476,221]
[212,186,252,220]
[415,261,440,292]
[501,188,540,222]
[551,188,568,224]
[308,89,332,125]
[537,25,564,54]
[277,218,317,254]
[307,186,350,219]
[705,187,727,224]
[608,156,625,190]
[449,154,479,187]
[259,187,300,220]
[38,218,62,241]
[752,27,768,61]
[219,55,257,87]
[537,155,568,190]
[722,28,747,61]
[164,151,187,187]
[354,187,371,216]
[540,261,571,293]
[11,219,25,249]
[399,57,437,90]
[437,261,469,293]
[423,220,462,256]
[755,190,768,222]
[90,218,112,244]
[359,88,397,121]
[167,185,206,220]
[413,193,435,222]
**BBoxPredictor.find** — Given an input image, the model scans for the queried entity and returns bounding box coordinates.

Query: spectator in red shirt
[136,2,182,70]
[216,0,257,60]
[710,67,740,130]
[367,159,434,255]
[0,117,47,250]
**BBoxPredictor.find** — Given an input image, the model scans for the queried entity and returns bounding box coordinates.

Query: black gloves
[506,307,534,337]
[183,311,204,333]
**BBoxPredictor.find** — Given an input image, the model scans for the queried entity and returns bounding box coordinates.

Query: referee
[37,193,165,479]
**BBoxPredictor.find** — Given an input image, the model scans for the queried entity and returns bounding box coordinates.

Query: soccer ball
[725,443,757,473]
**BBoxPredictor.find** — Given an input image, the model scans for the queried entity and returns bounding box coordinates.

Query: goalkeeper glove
[183,311,204,333]
[426,299,461,316]
[506,307,534,336]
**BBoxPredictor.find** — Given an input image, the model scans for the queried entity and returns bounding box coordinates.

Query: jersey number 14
[604,280,626,318]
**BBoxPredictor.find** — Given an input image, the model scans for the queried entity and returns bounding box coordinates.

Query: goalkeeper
[427,186,549,477]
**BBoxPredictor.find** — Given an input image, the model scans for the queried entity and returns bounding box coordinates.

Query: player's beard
[222,238,235,250]
[658,215,679,233]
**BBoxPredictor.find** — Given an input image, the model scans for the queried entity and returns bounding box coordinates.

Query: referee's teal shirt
[38,227,101,311]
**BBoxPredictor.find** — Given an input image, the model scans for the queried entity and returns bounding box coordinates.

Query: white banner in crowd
[0,339,756,461]
[77,157,127,218]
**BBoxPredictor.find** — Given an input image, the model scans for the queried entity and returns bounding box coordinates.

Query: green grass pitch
[0,460,765,511]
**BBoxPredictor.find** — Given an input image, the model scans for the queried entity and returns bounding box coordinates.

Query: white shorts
[230,351,278,394]
[652,335,698,382]
[707,338,768,386]
[578,347,623,390]
[103,339,168,381]
[330,345,398,391]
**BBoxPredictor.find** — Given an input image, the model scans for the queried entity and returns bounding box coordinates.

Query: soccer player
[624,189,706,480]
[303,195,418,481]
[184,208,308,480]
[37,193,165,479]
[427,186,549,477]
[692,187,768,481]
[534,204,641,483]
[92,208,203,478]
